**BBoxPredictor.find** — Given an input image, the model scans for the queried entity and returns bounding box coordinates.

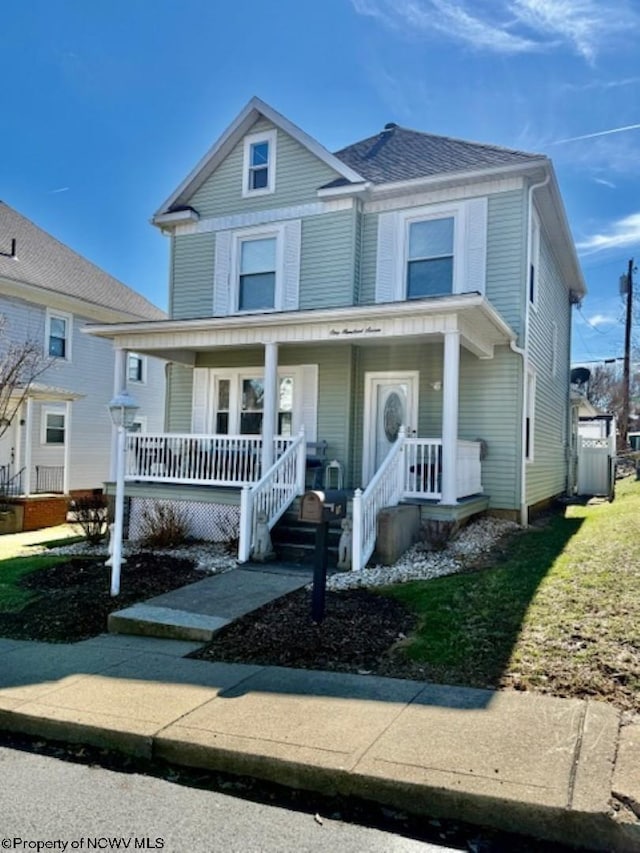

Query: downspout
[513,172,550,527]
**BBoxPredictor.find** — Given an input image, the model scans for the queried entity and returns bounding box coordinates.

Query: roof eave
[365,158,551,199]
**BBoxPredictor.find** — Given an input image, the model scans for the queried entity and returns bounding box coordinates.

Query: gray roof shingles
[330,125,544,186]
[0,202,165,321]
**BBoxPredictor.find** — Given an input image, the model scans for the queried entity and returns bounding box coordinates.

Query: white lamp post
[106,389,139,596]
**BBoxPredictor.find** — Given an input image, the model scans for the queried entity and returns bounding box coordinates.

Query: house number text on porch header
[329,326,383,337]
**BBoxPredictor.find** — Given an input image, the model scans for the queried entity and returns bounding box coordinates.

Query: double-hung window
[238,237,277,311]
[407,217,455,299]
[242,129,276,197]
[46,310,72,360]
[43,410,65,445]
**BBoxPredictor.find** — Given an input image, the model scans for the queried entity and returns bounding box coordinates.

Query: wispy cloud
[553,123,640,144]
[577,212,640,254]
[594,178,616,189]
[48,187,69,194]
[587,313,617,326]
[351,0,638,60]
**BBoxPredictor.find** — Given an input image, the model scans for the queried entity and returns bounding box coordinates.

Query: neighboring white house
[0,202,165,522]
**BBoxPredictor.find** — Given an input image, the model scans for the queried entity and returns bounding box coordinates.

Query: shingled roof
[0,202,165,321]
[330,124,544,187]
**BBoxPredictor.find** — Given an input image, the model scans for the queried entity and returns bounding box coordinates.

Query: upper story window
[45,310,72,360]
[127,353,145,383]
[375,198,487,306]
[239,237,277,311]
[407,217,454,299]
[213,219,301,317]
[242,129,276,197]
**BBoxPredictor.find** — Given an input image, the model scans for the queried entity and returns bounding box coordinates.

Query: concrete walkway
[0,523,79,559]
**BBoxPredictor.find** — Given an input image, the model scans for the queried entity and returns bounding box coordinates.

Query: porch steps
[270,512,342,568]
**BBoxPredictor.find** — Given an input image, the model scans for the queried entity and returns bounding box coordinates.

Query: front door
[363,372,418,484]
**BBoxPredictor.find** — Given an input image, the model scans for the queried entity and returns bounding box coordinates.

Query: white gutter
[514,173,550,527]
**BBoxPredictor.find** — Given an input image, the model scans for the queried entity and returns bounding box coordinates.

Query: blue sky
[1,0,639,364]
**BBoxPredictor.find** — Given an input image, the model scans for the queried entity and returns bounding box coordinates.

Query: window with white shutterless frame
[45,309,72,360]
[42,409,65,445]
[242,129,277,197]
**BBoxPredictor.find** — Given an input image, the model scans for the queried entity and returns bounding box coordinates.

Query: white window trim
[207,366,304,435]
[394,201,467,302]
[242,129,277,198]
[41,408,66,445]
[230,223,286,314]
[529,209,540,312]
[127,352,147,384]
[131,415,148,434]
[45,309,73,362]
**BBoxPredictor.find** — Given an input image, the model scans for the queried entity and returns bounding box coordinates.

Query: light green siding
[299,210,357,308]
[165,363,193,432]
[486,190,527,339]
[189,119,341,217]
[170,232,215,319]
[525,227,572,506]
[459,346,522,510]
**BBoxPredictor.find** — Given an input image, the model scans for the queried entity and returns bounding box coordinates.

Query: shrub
[420,519,457,550]
[69,494,109,544]
[137,501,190,548]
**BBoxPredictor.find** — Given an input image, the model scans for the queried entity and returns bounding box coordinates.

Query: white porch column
[440,330,460,505]
[110,348,127,481]
[261,342,278,474]
[23,397,33,495]
[63,399,72,494]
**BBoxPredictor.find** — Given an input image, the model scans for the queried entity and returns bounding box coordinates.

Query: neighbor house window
[406,217,454,299]
[242,130,276,197]
[46,310,72,360]
[127,353,145,383]
[43,411,65,445]
[238,237,277,311]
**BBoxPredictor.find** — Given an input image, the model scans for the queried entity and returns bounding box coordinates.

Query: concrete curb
[1,638,638,851]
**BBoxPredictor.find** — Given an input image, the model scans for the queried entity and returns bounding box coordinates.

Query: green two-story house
[88,97,586,568]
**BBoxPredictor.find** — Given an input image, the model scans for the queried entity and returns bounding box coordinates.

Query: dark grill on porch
[34,465,64,494]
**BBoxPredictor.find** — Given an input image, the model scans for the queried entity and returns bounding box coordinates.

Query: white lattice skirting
[128,498,240,543]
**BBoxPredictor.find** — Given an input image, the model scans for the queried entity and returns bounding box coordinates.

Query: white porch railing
[352,427,406,572]
[125,434,295,487]
[238,430,306,562]
[402,438,482,500]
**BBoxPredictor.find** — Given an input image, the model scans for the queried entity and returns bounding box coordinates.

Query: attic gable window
[242,129,276,197]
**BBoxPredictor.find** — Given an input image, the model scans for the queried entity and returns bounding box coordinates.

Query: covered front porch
[88,294,516,566]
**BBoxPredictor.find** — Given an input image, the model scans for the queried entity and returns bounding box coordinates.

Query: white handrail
[238,429,306,563]
[352,427,406,571]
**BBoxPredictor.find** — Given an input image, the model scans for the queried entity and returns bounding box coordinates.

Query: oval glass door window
[384,391,404,442]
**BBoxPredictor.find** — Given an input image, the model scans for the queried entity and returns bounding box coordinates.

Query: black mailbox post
[299,490,347,622]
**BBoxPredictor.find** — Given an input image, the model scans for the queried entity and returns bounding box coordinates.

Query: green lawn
[0,554,71,613]
[386,477,640,711]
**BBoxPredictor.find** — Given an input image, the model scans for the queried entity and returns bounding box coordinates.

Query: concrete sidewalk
[0,632,638,851]
[0,523,79,559]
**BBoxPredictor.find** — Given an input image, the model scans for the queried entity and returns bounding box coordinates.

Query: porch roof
[84,294,516,365]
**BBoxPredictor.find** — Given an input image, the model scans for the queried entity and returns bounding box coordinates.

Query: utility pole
[621,258,634,448]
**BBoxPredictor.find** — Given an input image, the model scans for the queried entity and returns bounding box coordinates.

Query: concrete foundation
[374,504,421,565]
